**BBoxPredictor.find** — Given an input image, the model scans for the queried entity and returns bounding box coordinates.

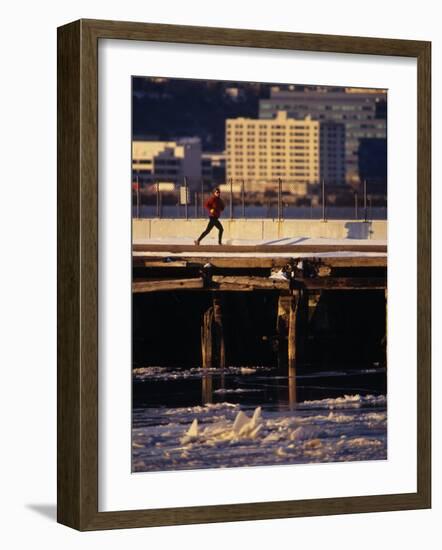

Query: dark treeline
[132,77,273,150]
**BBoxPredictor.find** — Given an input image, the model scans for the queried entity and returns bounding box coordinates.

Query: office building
[132,137,202,188]
[259,89,387,184]
[202,151,226,186]
[320,121,346,185]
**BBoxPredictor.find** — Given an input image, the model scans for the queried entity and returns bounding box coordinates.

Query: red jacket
[205,196,225,218]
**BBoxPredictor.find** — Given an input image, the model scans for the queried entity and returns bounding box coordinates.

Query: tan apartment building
[226,111,319,193]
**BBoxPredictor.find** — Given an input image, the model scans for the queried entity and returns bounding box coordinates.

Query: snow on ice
[132,396,387,472]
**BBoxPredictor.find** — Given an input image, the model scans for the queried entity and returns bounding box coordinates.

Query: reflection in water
[202,368,231,405]
[133,364,387,412]
[201,373,213,404]
[201,369,297,408]
[132,365,387,473]
[288,368,297,410]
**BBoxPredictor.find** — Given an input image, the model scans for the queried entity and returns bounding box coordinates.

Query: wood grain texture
[132,278,204,292]
[416,41,431,508]
[84,492,429,531]
[57,19,99,530]
[81,18,428,57]
[133,255,388,269]
[80,18,100,530]
[57,18,431,531]
[293,277,387,289]
[211,275,289,290]
[57,20,81,529]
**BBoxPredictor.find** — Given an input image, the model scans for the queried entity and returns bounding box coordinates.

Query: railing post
[136,175,140,219]
[364,179,368,222]
[321,179,326,221]
[201,179,204,217]
[195,191,198,218]
[241,179,245,218]
[277,178,282,221]
[354,191,358,220]
[156,180,160,218]
[230,177,233,219]
[184,177,189,220]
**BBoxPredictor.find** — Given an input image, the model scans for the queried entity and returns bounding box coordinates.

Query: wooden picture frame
[57,18,431,530]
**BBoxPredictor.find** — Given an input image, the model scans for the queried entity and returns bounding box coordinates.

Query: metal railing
[132,178,387,221]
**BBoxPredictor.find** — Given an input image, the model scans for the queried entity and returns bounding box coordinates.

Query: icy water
[132,366,387,472]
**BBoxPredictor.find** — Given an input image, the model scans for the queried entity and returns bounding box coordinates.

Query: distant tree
[132,78,270,150]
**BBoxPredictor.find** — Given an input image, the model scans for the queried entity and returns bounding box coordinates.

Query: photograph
[131,76,388,473]
[51,10,432,533]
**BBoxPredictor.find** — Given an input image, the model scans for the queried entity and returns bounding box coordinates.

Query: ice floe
[133,365,271,381]
[179,407,264,445]
[180,418,199,445]
[298,394,387,410]
[132,395,387,472]
[213,388,263,395]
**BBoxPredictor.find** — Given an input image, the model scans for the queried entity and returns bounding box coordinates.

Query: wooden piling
[288,290,300,369]
[288,290,300,407]
[201,306,213,369]
[133,244,388,378]
[297,289,308,364]
[276,290,300,406]
[276,293,291,371]
[201,298,225,370]
[212,296,226,370]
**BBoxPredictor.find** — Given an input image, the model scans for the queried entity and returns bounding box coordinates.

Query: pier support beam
[277,290,301,407]
[288,290,300,407]
[201,306,213,369]
[201,297,226,371]
[213,296,226,370]
[307,291,322,322]
[276,293,291,371]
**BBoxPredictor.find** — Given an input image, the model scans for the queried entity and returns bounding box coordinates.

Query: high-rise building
[226,111,319,192]
[320,121,346,185]
[132,137,202,188]
[259,89,387,184]
[358,138,387,194]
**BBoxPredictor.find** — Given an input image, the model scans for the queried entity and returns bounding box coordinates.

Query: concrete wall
[133,218,387,241]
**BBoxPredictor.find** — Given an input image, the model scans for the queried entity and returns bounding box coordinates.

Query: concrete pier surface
[132,236,387,260]
[133,218,387,242]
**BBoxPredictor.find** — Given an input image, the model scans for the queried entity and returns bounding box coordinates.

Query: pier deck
[133,238,387,292]
[132,238,387,377]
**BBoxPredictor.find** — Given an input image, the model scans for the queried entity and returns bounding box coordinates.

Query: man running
[195,187,225,245]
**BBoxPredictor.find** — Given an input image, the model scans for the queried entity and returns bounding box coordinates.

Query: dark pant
[197,217,224,244]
